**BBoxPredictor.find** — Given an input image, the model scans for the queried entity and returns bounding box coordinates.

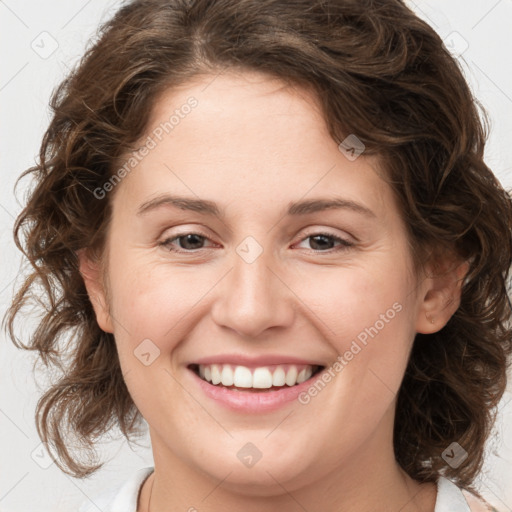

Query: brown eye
[296,233,353,252]
[160,232,213,252]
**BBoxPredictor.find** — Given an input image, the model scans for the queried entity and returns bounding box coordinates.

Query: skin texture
[80,70,466,511]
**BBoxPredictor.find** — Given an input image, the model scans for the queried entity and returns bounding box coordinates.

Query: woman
[6,0,511,510]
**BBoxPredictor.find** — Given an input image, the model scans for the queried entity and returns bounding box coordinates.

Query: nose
[210,246,295,339]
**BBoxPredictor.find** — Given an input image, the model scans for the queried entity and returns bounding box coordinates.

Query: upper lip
[188,354,326,368]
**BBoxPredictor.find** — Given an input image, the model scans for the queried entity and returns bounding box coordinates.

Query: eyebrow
[137,195,223,217]
[287,198,375,217]
[137,194,375,218]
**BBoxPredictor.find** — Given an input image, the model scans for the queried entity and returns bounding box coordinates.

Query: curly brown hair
[5,0,512,493]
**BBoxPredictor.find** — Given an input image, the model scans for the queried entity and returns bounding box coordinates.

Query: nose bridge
[211,237,294,337]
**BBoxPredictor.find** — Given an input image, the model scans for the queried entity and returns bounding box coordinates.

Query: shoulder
[79,467,154,512]
[435,477,496,512]
[462,489,498,512]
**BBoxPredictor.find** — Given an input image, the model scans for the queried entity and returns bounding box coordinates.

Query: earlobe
[416,259,469,334]
[77,249,114,333]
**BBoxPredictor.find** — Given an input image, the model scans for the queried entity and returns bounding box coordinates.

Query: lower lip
[188,368,323,413]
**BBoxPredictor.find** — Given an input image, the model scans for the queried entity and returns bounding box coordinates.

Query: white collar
[435,476,471,512]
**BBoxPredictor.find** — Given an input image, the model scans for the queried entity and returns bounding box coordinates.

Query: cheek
[297,257,417,391]
[105,259,209,414]
[300,261,413,340]
[106,256,218,353]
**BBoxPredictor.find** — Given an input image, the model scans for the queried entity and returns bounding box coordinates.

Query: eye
[159,232,215,253]
[159,230,354,254]
[295,232,353,252]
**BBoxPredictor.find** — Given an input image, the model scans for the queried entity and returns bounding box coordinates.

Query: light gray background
[1,1,511,511]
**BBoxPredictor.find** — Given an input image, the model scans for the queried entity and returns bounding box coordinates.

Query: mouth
[188,363,325,392]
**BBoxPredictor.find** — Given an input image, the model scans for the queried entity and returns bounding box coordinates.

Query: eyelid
[159,225,214,241]
[160,228,351,241]
[292,231,354,251]
[295,226,355,244]
[160,230,216,249]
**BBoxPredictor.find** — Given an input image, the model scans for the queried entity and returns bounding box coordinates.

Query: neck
[139,411,437,512]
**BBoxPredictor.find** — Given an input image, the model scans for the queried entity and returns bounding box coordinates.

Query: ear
[415,255,469,334]
[77,248,114,333]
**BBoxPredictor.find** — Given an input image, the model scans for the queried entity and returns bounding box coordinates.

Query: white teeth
[211,364,222,385]
[285,366,298,386]
[297,367,312,383]
[221,365,234,386]
[233,366,253,388]
[252,367,273,389]
[272,367,286,386]
[196,363,318,388]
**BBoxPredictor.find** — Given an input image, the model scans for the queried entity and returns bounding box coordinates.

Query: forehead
[142,70,328,162]
[147,69,323,128]
[116,71,395,222]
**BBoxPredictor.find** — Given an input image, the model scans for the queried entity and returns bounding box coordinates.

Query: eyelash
[158,231,354,254]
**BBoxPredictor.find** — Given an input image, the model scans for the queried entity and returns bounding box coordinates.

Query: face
[82,70,456,494]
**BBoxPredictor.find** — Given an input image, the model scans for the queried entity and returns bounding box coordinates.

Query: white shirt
[78,466,479,512]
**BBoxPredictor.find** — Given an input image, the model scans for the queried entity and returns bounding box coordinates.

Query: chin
[185,437,319,495]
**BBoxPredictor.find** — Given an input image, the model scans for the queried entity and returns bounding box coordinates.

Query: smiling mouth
[188,363,324,391]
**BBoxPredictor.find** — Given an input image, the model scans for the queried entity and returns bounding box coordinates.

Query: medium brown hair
[5,0,512,493]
